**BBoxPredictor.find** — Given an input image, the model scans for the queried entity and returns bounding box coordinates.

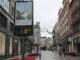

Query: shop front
[9,36,13,56]
[0,32,6,56]
[60,37,72,53]
[73,36,80,53]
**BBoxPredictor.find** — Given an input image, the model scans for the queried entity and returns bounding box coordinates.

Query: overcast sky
[34,0,63,37]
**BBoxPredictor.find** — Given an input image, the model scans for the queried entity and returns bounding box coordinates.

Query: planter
[65,52,77,56]
[24,57,35,60]
[28,53,40,56]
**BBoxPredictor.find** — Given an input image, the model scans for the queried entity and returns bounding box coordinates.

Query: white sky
[34,0,63,37]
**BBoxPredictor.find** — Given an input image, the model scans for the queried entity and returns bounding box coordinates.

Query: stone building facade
[70,0,80,53]
[33,22,41,52]
[0,0,15,59]
[0,0,33,59]
[57,0,72,52]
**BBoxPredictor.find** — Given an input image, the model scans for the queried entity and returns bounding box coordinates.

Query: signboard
[15,1,32,26]
[14,1,33,36]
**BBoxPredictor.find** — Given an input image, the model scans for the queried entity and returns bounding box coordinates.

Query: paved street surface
[40,50,80,60]
[41,51,60,60]
[6,50,80,60]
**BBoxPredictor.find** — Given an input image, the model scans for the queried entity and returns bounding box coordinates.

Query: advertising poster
[14,1,33,36]
[15,2,32,26]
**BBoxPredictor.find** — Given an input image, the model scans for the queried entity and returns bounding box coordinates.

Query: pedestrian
[62,48,65,57]
[39,49,42,59]
[59,49,62,56]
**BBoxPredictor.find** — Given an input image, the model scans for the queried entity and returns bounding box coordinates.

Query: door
[78,44,80,53]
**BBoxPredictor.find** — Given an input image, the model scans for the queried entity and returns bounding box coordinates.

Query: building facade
[40,37,47,49]
[52,21,60,51]
[70,0,80,53]
[0,0,9,13]
[0,0,15,59]
[0,0,33,59]
[57,0,72,52]
[33,22,41,52]
[45,37,53,50]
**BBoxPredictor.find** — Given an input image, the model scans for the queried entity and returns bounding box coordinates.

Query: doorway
[77,44,80,53]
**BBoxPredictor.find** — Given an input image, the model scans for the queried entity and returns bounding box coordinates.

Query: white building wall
[33,22,41,45]
[40,37,47,47]
[0,0,9,13]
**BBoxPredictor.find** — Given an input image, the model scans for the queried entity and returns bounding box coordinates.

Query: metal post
[22,38,25,60]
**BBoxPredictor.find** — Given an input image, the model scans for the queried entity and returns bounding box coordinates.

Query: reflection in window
[9,36,12,55]
[0,32,6,56]
[18,40,20,54]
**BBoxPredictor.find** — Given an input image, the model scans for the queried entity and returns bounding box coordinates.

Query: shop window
[73,38,78,52]
[0,32,6,56]
[18,40,20,54]
[9,36,12,55]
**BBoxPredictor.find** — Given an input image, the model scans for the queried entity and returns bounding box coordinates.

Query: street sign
[14,1,33,36]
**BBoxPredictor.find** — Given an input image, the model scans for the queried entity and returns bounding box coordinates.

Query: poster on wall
[15,1,33,26]
[14,1,33,36]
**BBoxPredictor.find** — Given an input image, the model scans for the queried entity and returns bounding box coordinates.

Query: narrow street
[40,51,80,60]
[41,51,59,60]
[0,0,80,60]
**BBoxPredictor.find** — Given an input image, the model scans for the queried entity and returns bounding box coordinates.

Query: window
[11,7,14,16]
[77,24,79,33]
[73,27,75,34]
[0,32,6,56]
[78,37,80,43]
[73,38,78,52]
[1,0,4,3]
[75,26,77,33]
[79,23,80,32]
[10,22,14,33]
[18,40,20,54]
[0,13,7,27]
[9,36,12,55]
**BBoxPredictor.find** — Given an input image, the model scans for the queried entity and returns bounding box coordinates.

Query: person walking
[39,49,42,59]
[62,48,65,57]
[59,49,62,56]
